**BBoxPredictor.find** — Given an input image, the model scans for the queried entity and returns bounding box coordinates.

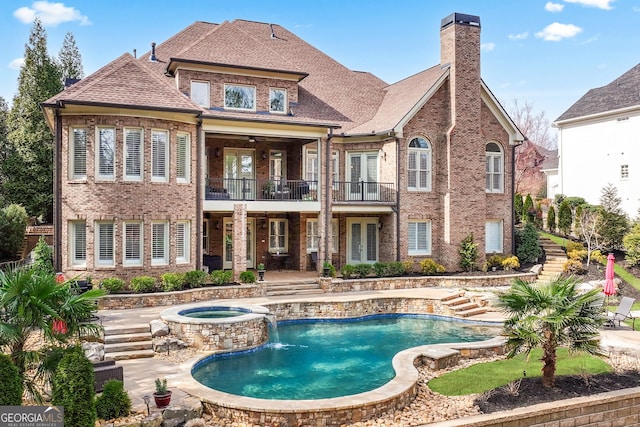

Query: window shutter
[125,223,141,262]
[152,223,166,261]
[176,134,189,181]
[73,129,87,177]
[152,131,167,180]
[74,222,86,262]
[176,222,189,262]
[98,223,114,263]
[125,129,142,178]
[98,129,115,177]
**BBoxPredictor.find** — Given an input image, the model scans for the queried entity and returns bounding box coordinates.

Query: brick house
[42,13,523,282]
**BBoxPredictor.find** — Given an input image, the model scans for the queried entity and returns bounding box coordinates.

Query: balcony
[332,181,396,204]
[206,178,318,201]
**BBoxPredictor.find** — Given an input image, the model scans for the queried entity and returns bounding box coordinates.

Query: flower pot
[153,391,172,408]
[258,270,265,281]
[323,267,330,277]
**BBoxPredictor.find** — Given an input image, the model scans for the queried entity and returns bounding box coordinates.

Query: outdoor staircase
[536,236,567,284]
[442,292,487,318]
[265,279,323,296]
[103,324,154,361]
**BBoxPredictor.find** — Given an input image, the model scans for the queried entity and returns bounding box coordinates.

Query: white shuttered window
[123,222,142,266]
[152,222,168,265]
[70,221,86,266]
[176,133,190,183]
[124,128,143,180]
[408,221,431,255]
[485,220,503,253]
[71,128,87,180]
[152,130,168,182]
[95,222,114,266]
[97,128,115,179]
[176,221,189,263]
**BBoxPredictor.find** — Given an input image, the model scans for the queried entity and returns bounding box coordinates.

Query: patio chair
[606,296,636,329]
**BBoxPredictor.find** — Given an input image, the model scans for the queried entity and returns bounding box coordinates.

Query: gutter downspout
[324,129,333,269]
[195,118,203,271]
[54,107,63,272]
[511,141,517,255]
[395,136,401,261]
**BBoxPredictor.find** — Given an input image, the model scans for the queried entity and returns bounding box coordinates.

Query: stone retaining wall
[168,316,267,352]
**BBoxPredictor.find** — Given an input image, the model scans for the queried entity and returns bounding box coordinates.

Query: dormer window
[190,81,210,108]
[224,84,256,111]
[269,88,287,114]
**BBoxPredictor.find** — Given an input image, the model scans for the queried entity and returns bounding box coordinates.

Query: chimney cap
[441,13,480,30]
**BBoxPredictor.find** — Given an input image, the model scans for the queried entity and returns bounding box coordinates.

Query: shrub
[420,258,445,275]
[402,260,415,274]
[623,223,640,267]
[565,240,585,253]
[459,234,478,272]
[515,224,543,264]
[33,236,54,274]
[130,276,157,293]
[239,271,255,284]
[0,204,28,260]
[484,254,505,271]
[567,249,587,261]
[340,264,355,279]
[502,256,520,271]
[161,273,186,292]
[590,250,606,265]
[0,353,22,405]
[387,261,405,277]
[558,200,573,236]
[95,380,131,421]
[101,278,125,294]
[185,270,207,288]
[353,263,372,278]
[546,205,556,232]
[373,262,389,277]
[52,346,96,427]
[322,262,337,278]
[563,259,585,274]
[514,193,523,224]
[210,270,232,285]
[523,194,534,223]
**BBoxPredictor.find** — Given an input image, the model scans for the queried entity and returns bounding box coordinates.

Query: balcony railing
[206,178,318,201]
[332,181,396,203]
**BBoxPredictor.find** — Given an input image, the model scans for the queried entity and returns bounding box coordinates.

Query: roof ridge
[231,21,303,73]
[57,53,135,100]
[155,21,225,61]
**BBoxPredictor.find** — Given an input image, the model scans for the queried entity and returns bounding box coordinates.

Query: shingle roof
[555,63,640,122]
[44,53,200,114]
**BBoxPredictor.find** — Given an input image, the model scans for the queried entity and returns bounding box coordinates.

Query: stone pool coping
[161,303,271,324]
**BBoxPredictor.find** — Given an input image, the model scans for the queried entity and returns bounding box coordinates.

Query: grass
[428,348,612,396]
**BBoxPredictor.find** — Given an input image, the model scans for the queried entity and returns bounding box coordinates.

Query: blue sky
[0,0,639,122]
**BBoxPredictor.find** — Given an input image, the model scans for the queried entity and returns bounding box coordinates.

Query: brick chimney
[440,13,486,267]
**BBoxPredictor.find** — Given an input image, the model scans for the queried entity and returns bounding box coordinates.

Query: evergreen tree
[0,97,8,206]
[597,183,629,250]
[558,199,572,236]
[523,194,534,223]
[546,205,556,232]
[3,18,62,221]
[58,32,84,83]
[514,193,523,225]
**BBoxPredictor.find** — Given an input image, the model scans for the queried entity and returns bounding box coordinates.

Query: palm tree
[498,276,606,388]
[0,267,104,402]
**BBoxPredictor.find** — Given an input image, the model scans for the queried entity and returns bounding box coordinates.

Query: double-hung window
[176,133,190,183]
[176,221,190,263]
[95,222,115,266]
[485,142,504,193]
[269,219,287,253]
[124,128,143,181]
[151,221,169,265]
[306,219,319,253]
[408,220,431,255]
[485,220,503,253]
[97,128,115,180]
[408,137,431,191]
[123,221,142,266]
[70,128,87,180]
[69,221,86,266]
[151,130,168,182]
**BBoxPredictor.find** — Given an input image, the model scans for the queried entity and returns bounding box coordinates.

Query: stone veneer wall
[169,316,267,352]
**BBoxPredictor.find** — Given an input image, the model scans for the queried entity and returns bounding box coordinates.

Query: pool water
[179,306,250,318]
[191,315,500,400]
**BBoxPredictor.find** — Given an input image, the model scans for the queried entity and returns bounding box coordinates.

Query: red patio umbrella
[604,253,616,308]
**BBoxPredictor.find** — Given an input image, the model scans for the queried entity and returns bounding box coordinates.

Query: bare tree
[579,206,602,266]
[509,99,557,150]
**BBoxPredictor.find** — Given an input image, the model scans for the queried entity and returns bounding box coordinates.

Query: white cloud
[481,42,495,52]
[13,1,90,26]
[545,2,565,12]
[508,32,529,40]
[633,6,640,12]
[535,22,583,41]
[9,58,25,70]
[563,0,614,10]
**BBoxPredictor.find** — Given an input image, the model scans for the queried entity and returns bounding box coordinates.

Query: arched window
[407,137,431,191]
[485,142,503,193]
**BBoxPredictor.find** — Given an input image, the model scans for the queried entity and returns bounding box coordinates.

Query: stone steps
[265,281,322,296]
[442,297,470,307]
[103,323,153,361]
[455,307,487,317]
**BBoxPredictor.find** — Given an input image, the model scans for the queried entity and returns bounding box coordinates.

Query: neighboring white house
[540,149,559,201]
[554,63,640,218]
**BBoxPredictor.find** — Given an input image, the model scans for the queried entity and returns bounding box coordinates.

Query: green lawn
[428,348,612,396]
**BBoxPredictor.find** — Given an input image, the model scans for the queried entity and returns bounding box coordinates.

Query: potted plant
[153,378,171,408]
[257,263,266,281]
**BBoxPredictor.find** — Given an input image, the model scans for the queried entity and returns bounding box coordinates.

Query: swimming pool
[191,314,500,400]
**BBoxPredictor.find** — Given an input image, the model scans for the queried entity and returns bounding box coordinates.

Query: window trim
[268,219,288,253]
[96,127,116,181]
[176,221,190,264]
[485,219,504,253]
[69,127,87,181]
[124,127,143,182]
[176,132,190,183]
[485,142,504,193]
[151,221,169,266]
[123,221,143,267]
[306,219,319,253]
[202,219,209,255]
[95,221,115,267]
[224,84,256,112]
[151,129,169,183]
[190,80,210,108]
[408,220,432,256]
[269,87,287,114]
[407,137,432,192]
[69,220,86,267]
[306,218,339,254]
